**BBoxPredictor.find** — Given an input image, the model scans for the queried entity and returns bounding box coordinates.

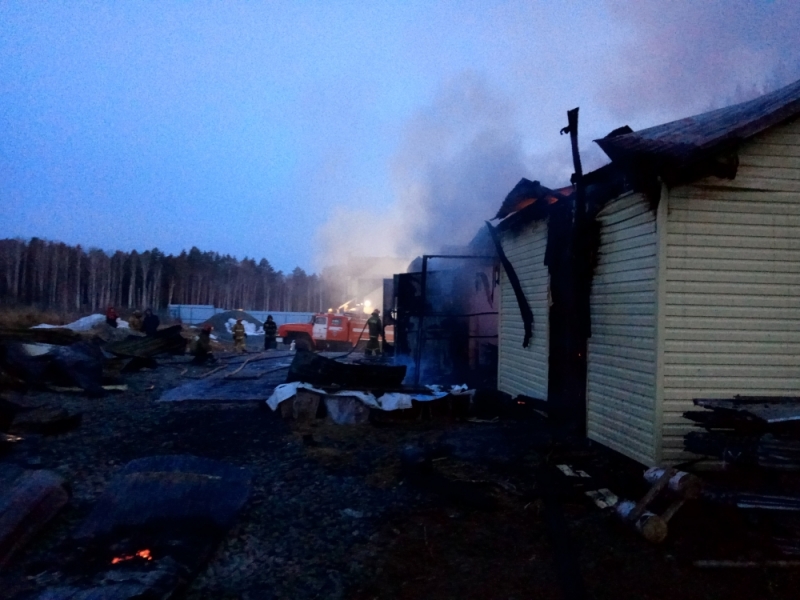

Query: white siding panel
[660,117,800,464]
[587,192,659,465]
[497,219,550,399]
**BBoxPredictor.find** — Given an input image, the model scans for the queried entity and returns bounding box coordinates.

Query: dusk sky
[2,1,799,273]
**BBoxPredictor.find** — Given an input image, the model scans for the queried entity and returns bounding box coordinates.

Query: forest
[0,237,335,314]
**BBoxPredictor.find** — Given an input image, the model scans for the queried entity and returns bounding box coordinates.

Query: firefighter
[128,310,143,332]
[142,309,160,336]
[263,315,277,350]
[192,325,215,364]
[105,306,119,328]
[232,317,247,352]
[365,309,384,356]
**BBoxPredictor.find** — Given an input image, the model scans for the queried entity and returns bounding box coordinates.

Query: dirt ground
[2,355,800,600]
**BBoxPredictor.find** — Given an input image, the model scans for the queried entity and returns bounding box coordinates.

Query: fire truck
[277,312,393,351]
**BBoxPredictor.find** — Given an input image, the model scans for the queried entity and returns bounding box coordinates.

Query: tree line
[0,238,331,314]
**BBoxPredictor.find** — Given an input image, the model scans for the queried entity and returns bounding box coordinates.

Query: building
[587,78,800,466]
[490,177,614,426]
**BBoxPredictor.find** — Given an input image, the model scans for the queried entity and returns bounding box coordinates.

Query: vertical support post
[413,255,430,386]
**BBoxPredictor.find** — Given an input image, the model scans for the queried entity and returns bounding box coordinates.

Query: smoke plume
[601,0,800,122]
[316,74,542,268]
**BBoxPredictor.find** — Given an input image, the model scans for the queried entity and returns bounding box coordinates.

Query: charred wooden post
[413,255,430,386]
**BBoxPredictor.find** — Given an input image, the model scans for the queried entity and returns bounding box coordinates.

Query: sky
[2,1,799,273]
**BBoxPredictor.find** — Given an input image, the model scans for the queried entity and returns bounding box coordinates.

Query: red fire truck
[277,312,393,351]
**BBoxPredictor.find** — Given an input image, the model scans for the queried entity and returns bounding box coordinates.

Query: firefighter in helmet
[232,318,247,352]
[263,315,277,350]
[365,309,384,356]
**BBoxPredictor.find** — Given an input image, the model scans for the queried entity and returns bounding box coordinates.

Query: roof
[493,178,571,220]
[596,78,800,180]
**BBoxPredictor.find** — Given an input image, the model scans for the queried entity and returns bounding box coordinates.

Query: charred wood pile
[684,397,800,560]
[20,455,252,600]
[0,325,187,397]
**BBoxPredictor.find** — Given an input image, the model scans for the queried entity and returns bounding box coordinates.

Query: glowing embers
[110,549,153,565]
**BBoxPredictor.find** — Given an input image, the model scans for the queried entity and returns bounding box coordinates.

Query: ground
[2,356,799,600]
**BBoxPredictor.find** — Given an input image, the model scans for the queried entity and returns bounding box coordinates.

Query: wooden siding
[497,219,549,399]
[587,192,659,465]
[660,117,800,463]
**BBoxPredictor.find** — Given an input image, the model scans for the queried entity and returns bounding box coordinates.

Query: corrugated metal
[497,219,549,399]
[660,117,800,463]
[587,192,659,466]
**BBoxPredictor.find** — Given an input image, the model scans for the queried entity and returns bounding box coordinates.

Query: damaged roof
[493,178,571,220]
[595,77,800,177]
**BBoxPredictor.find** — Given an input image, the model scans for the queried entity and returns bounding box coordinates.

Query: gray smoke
[316,74,544,267]
[601,0,800,122]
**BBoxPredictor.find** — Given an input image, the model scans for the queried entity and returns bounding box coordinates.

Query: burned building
[586,78,800,466]
[390,231,499,388]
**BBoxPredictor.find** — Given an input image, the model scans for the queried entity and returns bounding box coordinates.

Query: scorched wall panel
[587,192,659,466]
[498,219,550,400]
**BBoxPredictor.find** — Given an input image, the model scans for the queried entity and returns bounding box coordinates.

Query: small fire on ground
[111,549,153,565]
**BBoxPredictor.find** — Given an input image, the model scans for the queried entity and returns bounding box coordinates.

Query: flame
[111,549,153,565]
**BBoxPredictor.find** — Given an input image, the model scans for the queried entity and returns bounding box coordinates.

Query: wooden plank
[596,244,657,267]
[592,279,656,296]
[590,362,655,387]
[663,328,800,343]
[583,351,655,376]
[597,192,643,218]
[665,292,798,308]
[665,305,800,319]
[593,266,657,285]
[592,322,654,338]
[739,154,800,170]
[662,376,800,390]
[591,302,654,315]
[667,245,800,261]
[743,142,800,159]
[666,268,800,285]
[588,342,655,362]
[587,332,655,351]
[592,313,656,328]
[664,340,800,354]
[599,220,657,246]
[588,371,655,399]
[668,197,800,216]
[668,208,800,227]
[667,221,799,240]
[598,198,654,228]
[601,211,657,237]
[664,364,800,378]
[587,381,656,411]
[664,316,800,332]
[665,280,798,296]
[593,291,656,306]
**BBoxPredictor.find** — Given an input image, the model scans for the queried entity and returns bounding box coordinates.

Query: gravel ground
[2,357,800,600]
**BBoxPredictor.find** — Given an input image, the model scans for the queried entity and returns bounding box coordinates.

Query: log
[0,466,69,569]
[644,467,703,499]
[616,499,669,544]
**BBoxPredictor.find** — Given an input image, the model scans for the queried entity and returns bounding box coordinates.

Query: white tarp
[225,318,264,336]
[32,314,129,331]
[267,382,326,411]
[266,381,465,413]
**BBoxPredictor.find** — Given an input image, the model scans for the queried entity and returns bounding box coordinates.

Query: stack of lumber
[685,396,800,557]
